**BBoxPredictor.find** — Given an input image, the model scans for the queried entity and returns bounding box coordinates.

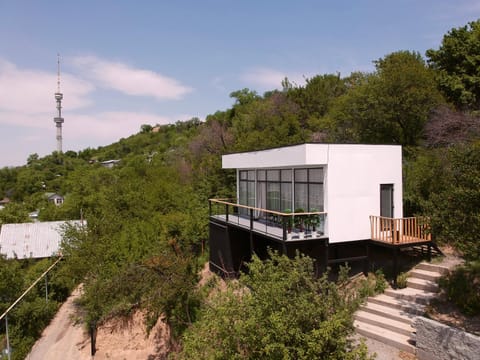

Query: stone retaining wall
[415,317,480,360]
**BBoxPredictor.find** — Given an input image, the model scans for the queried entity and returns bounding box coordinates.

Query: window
[294,168,324,211]
[239,170,255,215]
[240,167,324,219]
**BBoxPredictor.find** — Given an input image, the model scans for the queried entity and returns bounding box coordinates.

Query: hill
[1,19,480,359]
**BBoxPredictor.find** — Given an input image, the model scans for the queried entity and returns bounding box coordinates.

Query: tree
[426,19,480,110]
[230,88,260,106]
[230,91,307,152]
[287,73,347,122]
[140,124,153,133]
[425,143,480,260]
[177,252,371,360]
[328,51,443,146]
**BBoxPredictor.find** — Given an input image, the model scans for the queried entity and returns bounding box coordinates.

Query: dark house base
[209,219,440,284]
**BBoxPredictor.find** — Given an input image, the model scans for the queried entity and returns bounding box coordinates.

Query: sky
[0,0,479,167]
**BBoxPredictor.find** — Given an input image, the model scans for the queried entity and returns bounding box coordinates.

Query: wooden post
[249,209,254,257]
[393,247,398,289]
[364,242,370,276]
[90,321,97,356]
[324,242,329,273]
[5,316,11,360]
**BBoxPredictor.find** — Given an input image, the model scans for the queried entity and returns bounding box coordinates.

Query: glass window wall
[239,167,324,219]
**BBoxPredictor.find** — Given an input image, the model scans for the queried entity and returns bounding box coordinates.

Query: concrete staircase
[354,262,450,354]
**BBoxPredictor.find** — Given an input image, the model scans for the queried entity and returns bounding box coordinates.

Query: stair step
[355,310,415,336]
[409,268,442,282]
[407,277,439,292]
[360,301,416,324]
[368,294,426,315]
[354,320,416,354]
[384,287,437,305]
[416,262,449,275]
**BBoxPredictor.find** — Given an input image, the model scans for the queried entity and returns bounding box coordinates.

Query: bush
[396,272,409,289]
[439,261,480,316]
[357,270,388,298]
[176,252,372,360]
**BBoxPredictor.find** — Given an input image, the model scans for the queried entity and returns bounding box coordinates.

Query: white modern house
[209,144,433,278]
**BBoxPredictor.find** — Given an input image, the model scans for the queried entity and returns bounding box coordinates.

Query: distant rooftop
[100,159,121,168]
[0,220,85,259]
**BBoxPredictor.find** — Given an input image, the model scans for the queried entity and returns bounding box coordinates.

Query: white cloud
[0,57,196,167]
[0,59,93,117]
[72,55,193,100]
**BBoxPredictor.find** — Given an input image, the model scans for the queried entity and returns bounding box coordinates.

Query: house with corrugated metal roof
[0,220,85,259]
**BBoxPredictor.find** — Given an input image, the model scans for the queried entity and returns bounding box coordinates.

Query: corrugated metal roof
[0,220,85,259]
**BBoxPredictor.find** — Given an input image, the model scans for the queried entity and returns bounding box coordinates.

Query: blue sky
[0,0,479,167]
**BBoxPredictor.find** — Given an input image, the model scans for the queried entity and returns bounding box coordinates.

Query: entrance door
[380,184,394,218]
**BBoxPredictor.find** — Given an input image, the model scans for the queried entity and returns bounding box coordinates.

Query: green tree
[287,73,347,122]
[426,143,480,259]
[177,252,371,360]
[0,202,31,225]
[140,124,153,133]
[328,51,442,146]
[230,91,306,152]
[426,19,480,110]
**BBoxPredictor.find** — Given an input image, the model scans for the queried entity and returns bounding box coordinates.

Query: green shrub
[374,270,387,293]
[357,270,387,299]
[177,252,372,360]
[439,261,480,316]
[396,272,409,289]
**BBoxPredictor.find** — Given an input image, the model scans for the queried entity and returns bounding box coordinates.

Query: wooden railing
[209,198,327,241]
[370,215,431,244]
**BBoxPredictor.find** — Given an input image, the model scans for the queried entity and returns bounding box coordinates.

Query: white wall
[223,144,403,243]
[223,144,329,169]
[326,145,402,243]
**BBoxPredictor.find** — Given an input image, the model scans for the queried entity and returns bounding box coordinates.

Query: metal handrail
[208,198,327,217]
[209,198,327,241]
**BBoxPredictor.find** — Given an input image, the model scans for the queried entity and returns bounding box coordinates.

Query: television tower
[54,54,64,153]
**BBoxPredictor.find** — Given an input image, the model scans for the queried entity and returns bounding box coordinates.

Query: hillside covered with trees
[1,19,480,359]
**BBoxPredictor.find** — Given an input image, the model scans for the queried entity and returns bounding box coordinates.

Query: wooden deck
[370,215,431,245]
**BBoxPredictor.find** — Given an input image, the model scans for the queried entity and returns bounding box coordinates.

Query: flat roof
[222,143,402,169]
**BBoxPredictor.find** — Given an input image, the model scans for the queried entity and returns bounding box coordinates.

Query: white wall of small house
[326,145,403,243]
[223,144,403,243]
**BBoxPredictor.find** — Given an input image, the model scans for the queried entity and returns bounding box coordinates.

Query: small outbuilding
[46,192,64,206]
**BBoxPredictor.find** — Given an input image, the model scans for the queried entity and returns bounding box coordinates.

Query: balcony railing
[209,199,327,241]
[370,215,431,244]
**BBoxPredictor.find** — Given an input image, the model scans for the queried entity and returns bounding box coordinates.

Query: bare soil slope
[27,286,169,360]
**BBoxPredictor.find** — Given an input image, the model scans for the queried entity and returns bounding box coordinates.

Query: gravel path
[26,286,91,360]
[357,335,416,360]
